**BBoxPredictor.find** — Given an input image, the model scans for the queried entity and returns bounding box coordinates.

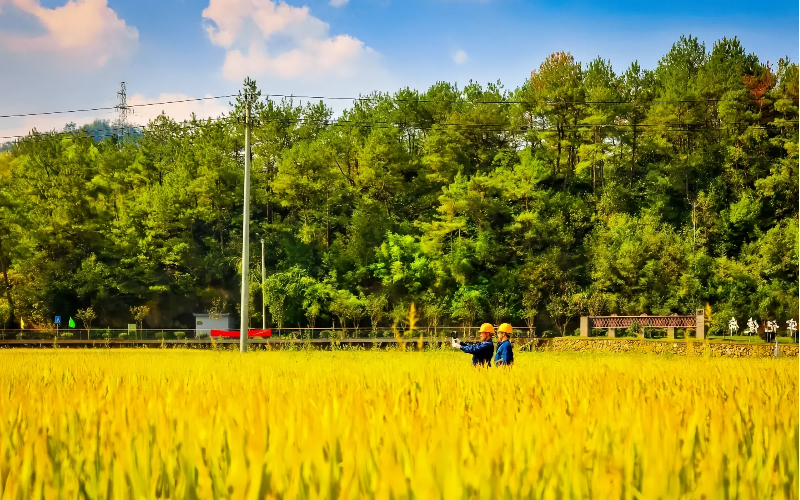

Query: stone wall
[516,337,799,358]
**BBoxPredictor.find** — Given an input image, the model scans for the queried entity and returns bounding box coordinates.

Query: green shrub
[196,332,210,340]
[175,331,186,340]
[118,332,129,340]
[15,332,24,340]
[102,328,112,340]
[625,321,641,337]
[155,331,167,340]
[60,332,74,339]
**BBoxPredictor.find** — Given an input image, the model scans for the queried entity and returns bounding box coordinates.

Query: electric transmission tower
[114,82,134,142]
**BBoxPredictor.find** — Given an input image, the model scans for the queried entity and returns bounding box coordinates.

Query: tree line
[0,35,796,336]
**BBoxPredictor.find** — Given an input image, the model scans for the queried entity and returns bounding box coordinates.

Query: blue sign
[54,316,61,325]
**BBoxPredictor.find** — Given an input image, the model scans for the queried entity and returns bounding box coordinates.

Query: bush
[155,331,167,340]
[118,332,129,340]
[542,330,559,338]
[175,331,186,340]
[625,322,641,337]
[102,328,112,340]
[196,332,210,340]
[60,332,74,339]
[573,328,582,337]
[15,332,24,340]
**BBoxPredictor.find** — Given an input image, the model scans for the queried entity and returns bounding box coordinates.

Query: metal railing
[0,326,538,342]
[589,315,697,329]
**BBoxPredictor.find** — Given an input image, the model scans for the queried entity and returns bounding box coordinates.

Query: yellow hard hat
[498,323,513,335]
[479,323,495,334]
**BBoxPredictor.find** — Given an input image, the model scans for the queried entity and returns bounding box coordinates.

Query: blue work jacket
[494,340,514,366]
[460,340,495,366]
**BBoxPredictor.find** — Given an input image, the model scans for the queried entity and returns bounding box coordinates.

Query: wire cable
[2,92,797,120]
[0,95,238,119]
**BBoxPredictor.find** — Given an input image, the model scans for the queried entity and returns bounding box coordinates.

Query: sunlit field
[0,349,796,499]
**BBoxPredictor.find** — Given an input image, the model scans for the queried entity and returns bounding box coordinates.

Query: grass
[0,349,796,499]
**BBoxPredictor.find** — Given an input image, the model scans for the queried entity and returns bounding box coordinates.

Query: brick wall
[516,337,799,358]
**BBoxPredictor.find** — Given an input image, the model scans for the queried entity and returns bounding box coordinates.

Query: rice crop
[0,349,796,499]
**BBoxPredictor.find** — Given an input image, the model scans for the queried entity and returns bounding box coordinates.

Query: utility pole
[261,238,266,330]
[239,93,252,353]
[114,82,133,143]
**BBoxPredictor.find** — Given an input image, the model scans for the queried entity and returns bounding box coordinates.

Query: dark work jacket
[459,340,495,366]
[494,340,514,366]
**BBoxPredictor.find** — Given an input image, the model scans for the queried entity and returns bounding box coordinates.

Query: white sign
[788,319,797,341]
[728,317,738,335]
[745,318,759,336]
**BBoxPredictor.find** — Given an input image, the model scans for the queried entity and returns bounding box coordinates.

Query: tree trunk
[0,235,15,328]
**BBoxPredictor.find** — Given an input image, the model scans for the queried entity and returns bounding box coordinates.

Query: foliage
[75,307,97,338]
[450,287,485,334]
[129,306,150,334]
[546,283,583,335]
[421,291,448,333]
[363,293,388,331]
[0,38,796,333]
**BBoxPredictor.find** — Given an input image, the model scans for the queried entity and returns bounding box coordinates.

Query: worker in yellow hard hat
[494,323,514,366]
[452,323,495,367]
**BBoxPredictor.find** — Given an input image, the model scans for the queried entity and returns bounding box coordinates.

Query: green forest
[0,36,797,336]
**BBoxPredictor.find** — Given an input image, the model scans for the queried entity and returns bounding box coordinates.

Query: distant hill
[0,119,140,151]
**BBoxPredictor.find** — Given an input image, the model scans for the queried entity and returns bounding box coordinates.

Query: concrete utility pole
[261,238,266,330]
[239,96,252,353]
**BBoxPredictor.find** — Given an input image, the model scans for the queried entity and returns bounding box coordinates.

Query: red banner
[210,329,272,338]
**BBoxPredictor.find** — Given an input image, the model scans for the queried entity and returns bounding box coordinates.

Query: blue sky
[0,0,797,139]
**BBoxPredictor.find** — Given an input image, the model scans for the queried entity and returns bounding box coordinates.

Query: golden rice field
[0,349,796,499]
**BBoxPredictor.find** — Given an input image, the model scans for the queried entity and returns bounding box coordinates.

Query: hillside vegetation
[0,36,796,332]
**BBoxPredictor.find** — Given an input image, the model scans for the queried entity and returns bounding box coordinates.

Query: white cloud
[0,0,138,67]
[202,0,381,81]
[127,93,231,125]
[329,0,348,7]
[222,37,376,80]
[453,49,467,65]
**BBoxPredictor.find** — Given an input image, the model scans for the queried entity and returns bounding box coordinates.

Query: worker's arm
[461,342,483,354]
[460,341,491,355]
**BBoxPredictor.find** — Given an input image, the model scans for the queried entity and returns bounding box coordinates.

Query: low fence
[582,312,705,339]
[0,335,796,358]
[0,326,539,342]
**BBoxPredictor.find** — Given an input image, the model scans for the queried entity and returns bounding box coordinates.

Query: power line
[0,94,238,119]
[266,93,800,106]
[2,91,797,120]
